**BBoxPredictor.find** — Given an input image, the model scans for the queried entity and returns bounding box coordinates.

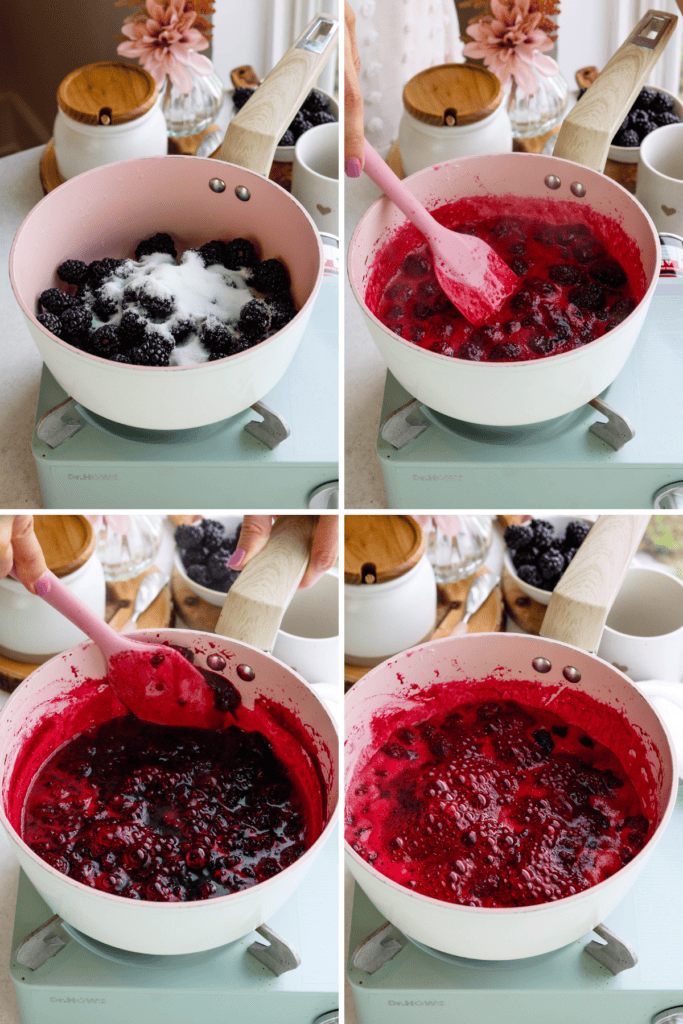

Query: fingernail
[35,576,51,597]
[345,158,362,178]
[227,549,246,569]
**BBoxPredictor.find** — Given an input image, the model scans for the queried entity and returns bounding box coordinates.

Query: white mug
[272,568,339,684]
[291,122,339,233]
[636,122,683,235]
[598,566,683,682]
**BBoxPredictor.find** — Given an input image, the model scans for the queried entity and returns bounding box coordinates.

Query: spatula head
[431,228,519,327]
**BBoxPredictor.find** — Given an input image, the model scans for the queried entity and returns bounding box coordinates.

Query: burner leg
[380,400,429,450]
[584,923,638,974]
[351,920,405,974]
[245,402,291,449]
[35,398,83,449]
[588,397,635,451]
[15,914,67,970]
[247,924,301,976]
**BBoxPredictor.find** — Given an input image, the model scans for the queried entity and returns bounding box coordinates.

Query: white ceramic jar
[399,62,512,177]
[53,62,168,181]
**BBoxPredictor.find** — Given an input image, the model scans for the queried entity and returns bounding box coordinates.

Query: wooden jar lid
[57,62,159,125]
[345,515,425,585]
[403,63,503,126]
[32,515,96,578]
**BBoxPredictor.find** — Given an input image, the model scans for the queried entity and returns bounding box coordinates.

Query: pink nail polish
[227,549,246,569]
[35,576,51,597]
[345,157,362,178]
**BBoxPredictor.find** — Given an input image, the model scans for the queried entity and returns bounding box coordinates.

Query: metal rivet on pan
[563,666,582,683]
[209,177,226,193]
[544,175,561,190]
[207,654,226,671]
[532,657,552,673]
[570,182,587,198]
[236,664,255,681]
[235,185,251,201]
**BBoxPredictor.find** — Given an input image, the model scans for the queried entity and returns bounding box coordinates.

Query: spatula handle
[214,14,339,176]
[215,516,316,653]
[554,9,677,171]
[362,140,439,241]
[540,515,650,653]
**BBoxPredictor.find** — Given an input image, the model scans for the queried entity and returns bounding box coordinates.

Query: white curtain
[352,0,461,152]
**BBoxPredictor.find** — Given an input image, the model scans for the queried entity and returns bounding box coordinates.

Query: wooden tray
[344,566,505,687]
[171,567,224,632]
[0,565,173,693]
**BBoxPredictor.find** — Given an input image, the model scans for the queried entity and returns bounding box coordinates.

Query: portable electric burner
[377,277,683,509]
[30,263,339,511]
[10,826,338,1024]
[347,790,683,1024]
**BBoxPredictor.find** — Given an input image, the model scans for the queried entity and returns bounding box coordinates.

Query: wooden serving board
[501,565,547,635]
[0,566,173,694]
[344,566,505,688]
[172,567,223,632]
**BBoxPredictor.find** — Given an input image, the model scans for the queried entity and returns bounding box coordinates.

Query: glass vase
[506,69,568,139]
[162,66,224,137]
[425,516,493,583]
[90,515,163,582]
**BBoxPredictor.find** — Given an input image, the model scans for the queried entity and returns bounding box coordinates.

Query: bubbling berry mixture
[23,716,310,902]
[369,202,641,362]
[346,698,650,908]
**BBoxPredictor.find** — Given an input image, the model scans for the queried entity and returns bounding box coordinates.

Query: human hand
[344,1,364,177]
[0,516,48,593]
[228,515,338,589]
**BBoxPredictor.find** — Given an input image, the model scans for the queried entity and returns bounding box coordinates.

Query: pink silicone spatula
[14,568,213,728]
[362,141,518,326]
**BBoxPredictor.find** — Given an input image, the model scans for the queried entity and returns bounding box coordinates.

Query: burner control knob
[652,1011,683,1024]
[653,483,683,509]
[308,481,339,509]
[313,1013,339,1024]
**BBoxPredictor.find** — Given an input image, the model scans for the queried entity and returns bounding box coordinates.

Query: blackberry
[488,341,521,361]
[408,325,425,343]
[637,87,657,109]
[433,321,455,342]
[202,519,226,550]
[200,317,233,355]
[186,563,212,587]
[251,258,290,295]
[90,324,121,358]
[139,290,175,320]
[224,238,259,270]
[93,289,119,321]
[289,110,309,136]
[569,281,606,311]
[563,547,578,565]
[531,519,555,550]
[40,288,76,314]
[510,257,529,276]
[533,224,555,246]
[122,284,141,305]
[60,306,93,341]
[413,302,435,320]
[544,309,572,339]
[521,314,543,329]
[513,544,540,569]
[169,318,195,342]
[278,129,296,147]
[402,253,431,278]
[556,223,589,247]
[309,110,336,126]
[510,288,539,313]
[528,332,555,356]
[175,524,204,550]
[526,276,557,298]
[127,339,171,366]
[589,259,627,289]
[654,110,681,127]
[303,90,330,114]
[650,90,675,114]
[238,299,269,338]
[613,128,640,148]
[135,233,176,261]
[572,236,605,264]
[111,352,132,363]
[37,312,63,338]
[533,729,554,754]
[517,564,542,587]
[455,340,481,360]
[86,258,121,287]
[509,242,526,255]
[119,310,148,346]
[538,548,565,581]
[503,523,534,550]
[265,295,296,331]
[431,340,455,357]
[549,264,582,286]
[565,520,591,547]
[504,320,521,334]
[57,259,88,285]
[387,282,412,301]
[609,296,635,322]
[205,550,227,579]
[198,240,228,267]
[630,109,652,137]
[490,216,523,240]
[208,339,250,360]
[232,87,256,110]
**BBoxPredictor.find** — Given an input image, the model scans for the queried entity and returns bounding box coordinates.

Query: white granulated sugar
[171,335,211,366]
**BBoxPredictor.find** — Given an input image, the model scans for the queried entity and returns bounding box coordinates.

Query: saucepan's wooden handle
[213,14,339,176]
[540,515,650,653]
[554,9,676,171]
[215,516,316,653]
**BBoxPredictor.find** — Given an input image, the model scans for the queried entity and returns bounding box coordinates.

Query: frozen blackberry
[556,223,589,247]
[223,238,259,271]
[169,318,195,342]
[57,259,88,285]
[403,254,431,278]
[92,289,119,321]
[510,289,539,313]
[127,338,171,366]
[517,564,542,587]
[488,341,522,361]
[119,310,148,346]
[37,312,63,338]
[490,216,524,240]
[303,90,330,114]
[531,519,555,550]
[278,130,296,147]
[544,309,572,339]
[198,240,228,267]
[526,277,557,298]
[232,87,255,110]
[309,110,337,126]
[202,519,226,550]
[208,339,250,360]
[251,258,290,295]
[186,563,212,587]
[533,224,555,246]
[135,233,176,261]
[609,296,635,323]
[111,352,132,363]
[651,90,675,114]
[527,333,554,356]
[200,317,233,355]
[238,299,269,338]
[40,288,77,314]
[548,264,582,286]
[60,306,93,341]
[413,302,436,320]
[568,281,606,311]
[122,284,141,305]
[89,324,121,358]
[431,340,455,357]
[458,339,484,360]
[538,548,565,581]
[589,259,627,289]
[613,129,640,148]
[572,236,605,264]
[504,523,534,550]
[175,523,204,551]
[265,295,296,331]
[509,257,529,277]
[565,519,591,547]
[86,258,122,287]
[654,110,681,127]
[139,290,175,320]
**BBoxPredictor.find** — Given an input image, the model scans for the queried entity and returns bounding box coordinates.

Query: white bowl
[608,87,683,164]
[271,568,339,683]
[503,515,595,606]
[173,515,242,607]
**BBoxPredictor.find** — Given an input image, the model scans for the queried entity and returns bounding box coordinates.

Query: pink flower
[117,0,213,94]
[462,0,558,97]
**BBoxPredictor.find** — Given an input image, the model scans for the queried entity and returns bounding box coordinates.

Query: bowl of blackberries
[232,86,339,162]
[174,516,242,606]
[503,516,595,605]
[607,86,683,163]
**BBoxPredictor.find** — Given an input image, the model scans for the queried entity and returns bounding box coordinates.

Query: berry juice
[366,197,645,363]
[346,698,650,908]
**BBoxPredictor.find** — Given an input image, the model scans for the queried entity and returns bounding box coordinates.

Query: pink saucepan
[348,11,673,426]
[0,518,338,955]
[345,515,681,959]
[10,15,338,430]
